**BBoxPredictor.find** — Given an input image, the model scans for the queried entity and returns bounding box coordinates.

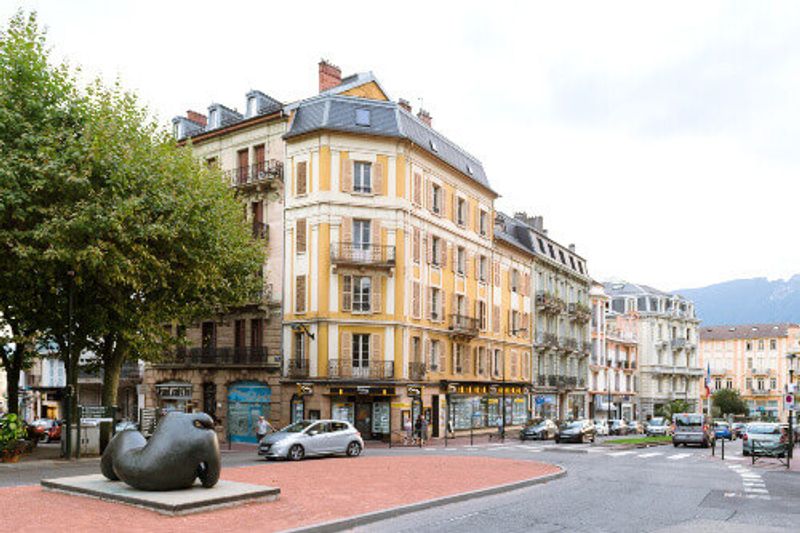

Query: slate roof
[603,281,685,300]
[285,95,492,191]
[699,323,799,341]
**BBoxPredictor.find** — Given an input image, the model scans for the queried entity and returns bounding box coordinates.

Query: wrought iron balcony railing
[286,358,310,378]
[327,358,395,380]
[330,243,396,267]
[408,361,428,381]
[158,346,278,367]
[228,160,284,187]
[671,338,687,349]
[449,314,479,337]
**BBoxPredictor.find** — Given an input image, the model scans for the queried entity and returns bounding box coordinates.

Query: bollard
[711,438,715,457]
[721,437,725,460]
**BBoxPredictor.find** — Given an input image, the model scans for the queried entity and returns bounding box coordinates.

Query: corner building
[282,65,533,441]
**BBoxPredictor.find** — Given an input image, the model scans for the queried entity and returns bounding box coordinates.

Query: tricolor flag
[705,362,711,397]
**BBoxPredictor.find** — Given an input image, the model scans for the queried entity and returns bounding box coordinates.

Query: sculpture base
[41,474,279,515]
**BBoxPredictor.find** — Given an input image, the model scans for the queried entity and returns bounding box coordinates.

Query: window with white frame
[456,197,466,225]
[479,255,488,282]
[353,334,370,368]
[352,276,371,312]
[457,246,466,275]
[454,344,464,373]
[431,288,442,321]
[478,347,486,375]
[294,331,305,364]
[493,349,502,377]
[432,184,442,214]
[511,269,519,292]
[430,340,441,370]
[432,236,442,266]
[353,218,371,252]
[353,162,372,193]
[479,210,488,236]
[478,301,487,330]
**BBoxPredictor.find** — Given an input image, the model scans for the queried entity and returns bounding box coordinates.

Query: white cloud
[5,0,800,290]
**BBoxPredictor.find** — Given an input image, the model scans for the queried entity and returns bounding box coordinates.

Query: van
[672,413,715,448]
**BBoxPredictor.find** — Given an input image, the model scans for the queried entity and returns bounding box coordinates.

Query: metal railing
[449,314,479,337]
[286,358,310,378]
[252,222,269,239]
[228,160,284,186]
[328,358,395,379]
[78,363,141,381]
[671,338,687,349]
[159,346,277,367]
[330,242,396,266]
[408,362,428,381]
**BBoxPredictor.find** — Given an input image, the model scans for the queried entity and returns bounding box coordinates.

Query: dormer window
[208,109,219,129]
[355,108,371,127]
[247,97,256,117]
[173,121,182,138]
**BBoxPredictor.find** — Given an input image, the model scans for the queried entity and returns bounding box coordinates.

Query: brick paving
[2,455,560,533]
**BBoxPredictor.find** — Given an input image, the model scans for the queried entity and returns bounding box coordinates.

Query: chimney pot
[319,59,342,93]
[186,110,207,127]
[417,108,432,127]
[398,98,412,112]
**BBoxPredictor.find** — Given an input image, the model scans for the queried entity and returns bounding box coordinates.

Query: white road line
[744,488,769,494]
[745,494,772,500]
[667,453,691,460]
[608,451,636,457]
[637,452,663,458]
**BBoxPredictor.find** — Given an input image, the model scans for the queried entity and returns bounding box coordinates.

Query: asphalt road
[2,439,798,532]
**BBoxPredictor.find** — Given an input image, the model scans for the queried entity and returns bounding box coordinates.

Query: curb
[0,457,101,470]
[284,467,567,533]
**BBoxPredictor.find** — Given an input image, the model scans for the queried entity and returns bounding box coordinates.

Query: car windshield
[650,418,665,425]
[747,424,780,435]
[715,422,729,428]
[564,422,583,429]
[675,414,703,426]
[281,421,314,433]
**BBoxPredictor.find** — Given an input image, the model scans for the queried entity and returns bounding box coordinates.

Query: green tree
[0,12,264,436]
[712,388,748,417]
[654,399,693,420]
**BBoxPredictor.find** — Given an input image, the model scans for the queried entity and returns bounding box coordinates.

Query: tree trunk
[4,344,24,416]
[100,337,124,449]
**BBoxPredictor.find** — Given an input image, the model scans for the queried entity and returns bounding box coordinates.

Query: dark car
[731,422,747,439]
[27,419,61,443]
[555,420,596,444]
[609,419,629,436]
[520,419,558,441]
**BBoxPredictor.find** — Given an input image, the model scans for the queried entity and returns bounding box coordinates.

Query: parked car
[520,419,558,441]
[593,420,609,436]
[731,422,747,440]
[627,421,644,435]
[714,421,734,441]
[609,419,629,436]
[258,419,364,461]
[672,413,715,448]
[555,420,596,444]
[27,419,61,443]
[645,417,670,437]
[742,423,786,457]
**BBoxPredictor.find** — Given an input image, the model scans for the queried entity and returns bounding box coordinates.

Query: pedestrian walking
[256,416,273,443]
[417,414,428,445]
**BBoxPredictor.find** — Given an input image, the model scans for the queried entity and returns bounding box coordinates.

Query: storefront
[444,383,529,432]
[534,394,558,420]
[327,385,395,440]
[154,380,193,414]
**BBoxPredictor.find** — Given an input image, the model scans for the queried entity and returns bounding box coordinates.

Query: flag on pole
[705,362,711,397]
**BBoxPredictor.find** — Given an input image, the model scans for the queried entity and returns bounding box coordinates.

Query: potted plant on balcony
[0,413,29,463]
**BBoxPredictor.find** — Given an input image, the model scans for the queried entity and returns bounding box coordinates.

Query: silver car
[258,419,364,461]
[646,417,670,436]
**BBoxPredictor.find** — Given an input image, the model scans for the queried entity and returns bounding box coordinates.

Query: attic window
[208,109,219,129]
[355,108,371,127]
[430,139,439,152]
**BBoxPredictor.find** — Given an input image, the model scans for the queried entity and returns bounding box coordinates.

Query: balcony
[286,358,310,378]
[535,291,565,314]
[671,338,687,350]
[607,328,638,344]
[228,160,283,187]
[408,362,428,381]
[536,374,547,386]
[568,302,591,323]
[330,243,396,269]
[749,368,774,376]
[327,359,395,380]
[563,338,578,352]
[78,362,142,383]
[157,347,279,368]
[448,314,479,338]
[252,221,269,239]
[749,389,772,396]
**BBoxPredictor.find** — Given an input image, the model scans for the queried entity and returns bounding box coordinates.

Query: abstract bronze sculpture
[101,412,221,491]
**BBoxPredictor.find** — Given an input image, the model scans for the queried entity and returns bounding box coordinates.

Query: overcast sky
[5,1,800,291]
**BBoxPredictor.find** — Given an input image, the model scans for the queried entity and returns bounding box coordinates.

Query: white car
[258,419,364,461]
[646,417,671,436]
[593,420,609,436]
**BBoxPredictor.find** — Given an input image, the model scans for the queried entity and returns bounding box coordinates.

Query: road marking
[636,452,663,458]
[667,453,691,460]
[745,494,772,500]
[744,488,769,494]
[608,451,635,457]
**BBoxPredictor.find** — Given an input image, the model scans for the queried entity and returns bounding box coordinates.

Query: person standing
[418,414,428,445]
[256,416,273,443]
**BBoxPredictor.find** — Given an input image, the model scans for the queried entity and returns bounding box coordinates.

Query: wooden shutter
[439,240,447,269]
[370,333,382,360]
[296,218,307,253]
[372,161,383,195]
[443,190,450,220]
[296,161,307,195]
[438,291,444,321]
[425,337,431,366]
[341,157,352,192]
[254,144,265,168]
[342,275,352,312]
[493,261,500,286]
[523,313,530,338]
[412,281,421,318]
[425,234,432,264]
[474,206,480,232]
[493,305,500,333]
[450,244,456,273]
[413,228,421,263]
[295,275,306,313]
[371,275,382,314]
[413,172,422,205]
[341,332,352,363]
[426,287,432,320]
[371,220,381,256]
[465,199,471,228]
[473,255,479,281]
[341,217,352,245]
[427,180,434,210]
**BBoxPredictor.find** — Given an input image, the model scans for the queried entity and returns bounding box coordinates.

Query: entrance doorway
[227,381,271,443]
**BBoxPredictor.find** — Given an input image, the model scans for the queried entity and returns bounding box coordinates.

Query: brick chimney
[319,59,342,92]
[417,108,432,127]
[186,110,207,127]
[398,98,412,113]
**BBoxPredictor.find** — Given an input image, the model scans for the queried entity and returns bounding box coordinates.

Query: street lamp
[787,351,797,459]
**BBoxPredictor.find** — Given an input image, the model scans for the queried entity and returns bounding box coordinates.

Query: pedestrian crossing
[726,463,771,500]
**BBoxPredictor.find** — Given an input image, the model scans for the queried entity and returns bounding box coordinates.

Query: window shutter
[341,157,352,192]
[440,240,447,269]
[342,275,352,312]
[412,281,421,318]
[438,291,444,322]
[473,255,479,280]
[295,275,306,313]
[371,275,382,314]
[296,161,307,196]
[425,234,432,264]
[493,261,500,286]
[427,180,434,210]
[341,217,352,245]
[424,337,431,365]
[450,244,456,273]
[296,218,307,253]
[413,172,422,205]
[373,161,384,195]
[413,228,421,263]
[465,199,471,228]
[426,287,432,320]
[371,220,381,261]
[493,305,500,333]
[452,193,458,223]
[341,332,352,363]
[370,333,382,360]
[474,206,480,232]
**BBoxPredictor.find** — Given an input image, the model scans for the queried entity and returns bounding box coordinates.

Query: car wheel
[673,442,679,447]
[591,435,596,443]
[288,444,305,461]
[346,441,362,457]
[743,450,749,456]
[42,435,49,444]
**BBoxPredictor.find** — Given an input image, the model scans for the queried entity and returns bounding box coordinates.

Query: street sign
[786,394,795,409]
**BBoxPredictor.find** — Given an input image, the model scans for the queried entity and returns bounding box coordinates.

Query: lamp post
[787,352,797,460]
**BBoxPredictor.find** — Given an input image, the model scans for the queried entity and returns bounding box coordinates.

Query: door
[227,381,271,443]
[352,219,371,261]
[355,402,372,438]
[328,421,351,453]
[303,422,330,455]
[432,395,440,438]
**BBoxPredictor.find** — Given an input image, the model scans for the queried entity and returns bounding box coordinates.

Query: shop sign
[333,386,395,396]
[391,402,410,409]
[296,383,313,396]
[447,383,459,394]
[488,385,498,395]
[357,386,370,395]
[407,385,422,397]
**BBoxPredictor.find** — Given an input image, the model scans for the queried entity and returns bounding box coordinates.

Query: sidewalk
[3,455,563,532]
